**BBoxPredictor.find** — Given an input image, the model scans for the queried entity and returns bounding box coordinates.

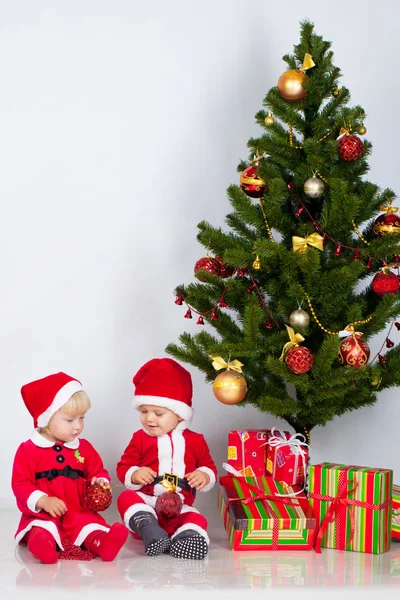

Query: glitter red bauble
[372,213,400,237]
[155,490,183,519]
[372,271,400,295]
[337,334,370,369]
[85,484,112,512]
[338,135,364,161]
[240,165,267,198]
[194,256,221,281]
[215,256,234,278]
[285,346,314,374]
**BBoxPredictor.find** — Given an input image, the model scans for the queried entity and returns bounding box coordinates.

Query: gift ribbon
[221,478,301,551]
[292,232,324,254]
[264,427,309,495]
[210,355,244,373]
[308,469,392,553]
[279,324,305,360]
[379,201,398,216]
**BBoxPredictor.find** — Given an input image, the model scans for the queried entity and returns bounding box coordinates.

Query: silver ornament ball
[304,177,324,199]
[289,309,310,328]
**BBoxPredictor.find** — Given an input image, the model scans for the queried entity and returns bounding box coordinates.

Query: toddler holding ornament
[12,372,129,564]
[117,358,217,560]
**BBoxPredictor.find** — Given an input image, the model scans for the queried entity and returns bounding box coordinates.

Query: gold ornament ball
[289,309,310,328]
[332,86,341,97]
[357,124,367,135]
[303,177,324,198]
[264,112,274,126]
[212,370,247,405]
[277,69,307,102]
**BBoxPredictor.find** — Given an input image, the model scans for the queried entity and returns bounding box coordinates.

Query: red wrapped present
[218,475,316,550]
[308,462,393,554]
[225,429,270,477]
[392,484,400,540]
[266,427,309,487]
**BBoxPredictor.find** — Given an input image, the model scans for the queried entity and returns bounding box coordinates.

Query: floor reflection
[13,541,400,590]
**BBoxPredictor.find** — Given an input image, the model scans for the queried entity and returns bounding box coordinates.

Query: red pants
[117,489,209,543]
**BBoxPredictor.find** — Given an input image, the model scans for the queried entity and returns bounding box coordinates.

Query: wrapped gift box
[218,475,316,551]
[392,484,400,540]
[308,462,393,554]
[265,428,308,487]
[227,429,270,477]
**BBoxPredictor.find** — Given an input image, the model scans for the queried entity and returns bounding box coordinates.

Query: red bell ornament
[240,165,267,198]
[194,255,221,280]
[338,134,364,161]
[371,267,399,295]
[338,329,370,369]
[85,483,112,512]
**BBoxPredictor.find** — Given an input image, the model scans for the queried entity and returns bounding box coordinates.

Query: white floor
[1,506,399,600]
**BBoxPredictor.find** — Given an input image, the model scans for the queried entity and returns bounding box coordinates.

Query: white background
[1,0,399,513]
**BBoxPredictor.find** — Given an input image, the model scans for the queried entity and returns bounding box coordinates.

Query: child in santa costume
[117,358,217,560]
[12,372,129,564]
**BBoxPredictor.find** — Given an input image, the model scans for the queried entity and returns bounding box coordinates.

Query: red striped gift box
[308,463,392,554]
[393,484,400,540]
[218,475,316,551]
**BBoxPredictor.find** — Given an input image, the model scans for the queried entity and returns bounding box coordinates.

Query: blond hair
[60,391,91,415]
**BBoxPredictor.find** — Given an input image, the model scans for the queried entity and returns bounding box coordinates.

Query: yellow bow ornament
[379,200,398,216]
[209,355,244,373]
[279,325,305,361]
[292,232,324,254]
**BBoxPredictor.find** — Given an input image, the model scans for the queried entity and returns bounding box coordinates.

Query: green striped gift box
[308,463,392,554]
[218,475,316,551]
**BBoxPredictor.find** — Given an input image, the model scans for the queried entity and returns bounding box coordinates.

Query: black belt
[36,465,85,481]
[152,475,196,496]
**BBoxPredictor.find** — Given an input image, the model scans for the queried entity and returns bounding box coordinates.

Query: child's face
[139,404,182,436]
[47,408,86,443]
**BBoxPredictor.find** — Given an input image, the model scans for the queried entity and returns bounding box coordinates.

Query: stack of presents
[218,428,400,556]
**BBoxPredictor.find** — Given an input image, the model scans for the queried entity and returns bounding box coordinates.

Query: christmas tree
[166,21,400,442]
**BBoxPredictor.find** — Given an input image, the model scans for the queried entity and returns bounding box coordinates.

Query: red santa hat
[21,372,84,428]
[132,358,194,424]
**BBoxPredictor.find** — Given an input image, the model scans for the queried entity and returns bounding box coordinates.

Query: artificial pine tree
[166,21,400,443]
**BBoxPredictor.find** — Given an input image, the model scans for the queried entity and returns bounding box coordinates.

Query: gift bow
[292,233,324,254]
[379,200,398,216]
[338,324,363,339]
[221,477,301,551]
[279,325,305,360]
[210,355,244,373]
[263,427,309,496]
[308,469,392,553]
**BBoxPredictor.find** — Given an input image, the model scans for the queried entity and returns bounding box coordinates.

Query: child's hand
[36,496,67,517]
[91,477,111,489]
[131,467,156,485]
[186,470,210,491]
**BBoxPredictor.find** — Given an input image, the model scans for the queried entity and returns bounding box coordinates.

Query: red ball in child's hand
[85,483,112,512]
[155,491,183,519]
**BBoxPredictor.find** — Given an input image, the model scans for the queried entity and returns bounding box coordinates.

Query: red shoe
[27,527,58,564]
[85,523,129,562]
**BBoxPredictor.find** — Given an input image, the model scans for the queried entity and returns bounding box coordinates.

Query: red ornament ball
[155,490,183,519]
[194,256,221,281]
[285,346,314,374]
[338,135,364,161]
[372,270,400,295]
[240,165,267,198]
[372,213,400,237]
[85,484,112,512]
[338,334,370,369]
[215,256,234,278]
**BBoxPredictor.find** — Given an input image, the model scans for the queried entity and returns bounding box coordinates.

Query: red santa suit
[117,358,217,546]
[12,430,111,549]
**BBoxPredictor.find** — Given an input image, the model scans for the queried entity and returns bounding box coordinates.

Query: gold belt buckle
[162,472,179,488]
